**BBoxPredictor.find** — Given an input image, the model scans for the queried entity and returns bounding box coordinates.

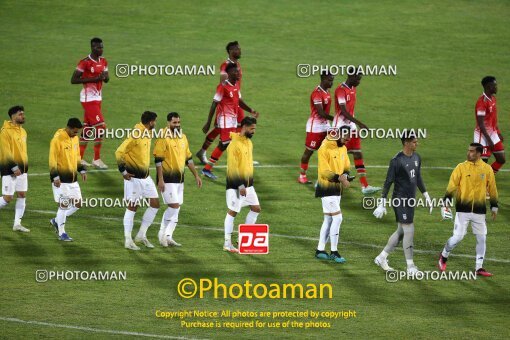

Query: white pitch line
[27,209,510,264]
[0,317,204,340]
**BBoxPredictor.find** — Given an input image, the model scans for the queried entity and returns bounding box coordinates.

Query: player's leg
[134,177,160,248]
[196,127,219,165]
[13,173,29,232]
[317,196,345,263]
[491,142,505,174]
[374,222,402,271]
[202,127,234,179]
[91,122,108,170]
[244,187,260,224]
[329,209,345,263]
[402,222,418,273]
[224,189,241,252]
[1,175,15,220]
[79,102,93,165]
[439,212,469,270]
[351,147,381,195]
[159,183,183,247]
[471,213,492,276]
[299,132,324,184]
[123,178,141,250]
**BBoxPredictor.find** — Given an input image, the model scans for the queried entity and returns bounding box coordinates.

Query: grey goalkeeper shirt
[381,151,426,199]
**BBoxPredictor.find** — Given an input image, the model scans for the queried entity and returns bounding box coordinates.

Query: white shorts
[2,173,28,195]
[321,195,341,214]
[474,129,501,147]
[162,183,184,205]
[52,182,82,203]
[124,177,158,203]
[453,212,487,236]
[226,187,259,213]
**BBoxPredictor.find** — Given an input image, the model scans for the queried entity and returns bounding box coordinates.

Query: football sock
[164,207,180,239]
[123,209,136,239]
[65,206,79,217]
[79,143,87,159]
[442,234,464,258]
[354,159,368,187]
[329,214,343,252]
[383,223,404,254]
[14,197,25,225]
[245,210,259,224]
[317,215,332,251]
[56,208,67,236]
[160,207,173,231]
[491,161,503,174]
[224,213,235,244]
[137,207,158,238]
[475,234,486,270]
[204,147,223,171]
[0,197,9,208]
[93,141,102,161]
[300,162,308,176]
[402,223,415,263]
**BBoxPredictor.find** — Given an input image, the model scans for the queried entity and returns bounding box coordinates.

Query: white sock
[137,207,158,238]
[56,208,67,236]
[164,207,180,239]
[317,215,332,251]
[123,209,136,240]
[442,234,464,258]
[406,259,415,267]
[245,210,259,224]
[160,207,173,232]
[14,197,26,225]
[0,197,9,208]
[378,250,389,260]
[224,213,235,244]
[475,234,486,271]
[329,214,343,252]
[65,206,79,217]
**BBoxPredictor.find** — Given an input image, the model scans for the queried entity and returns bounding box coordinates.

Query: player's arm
[154,146,165,192]
[76,139,86,182]
[487,170,498,220]
[314,103,333,121]
[0,130,19,176]
[115,138,135,180]
[70,70,103,84]
[476,114,494,149]
[185,140,202,188]
[239,99,259,118]
[380,158,397,199]
[416,158,433,213]
[338,103,367,129]
[443,165,461,207]
[202,101,218,134]
[49,137,60,186]
[103,61,110,83]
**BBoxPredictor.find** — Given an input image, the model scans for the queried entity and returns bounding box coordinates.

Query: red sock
[491,161,503,174]
[79,143,87,159]
[300,162,309,175]
[94,142,102,160]
[354,159,368,187]
[204,147,223,171]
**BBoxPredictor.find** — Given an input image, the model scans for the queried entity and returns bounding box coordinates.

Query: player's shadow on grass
[3,234,48,265]
[62,243,103,267]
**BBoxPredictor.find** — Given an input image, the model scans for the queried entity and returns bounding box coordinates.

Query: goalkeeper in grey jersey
[372,132,433,274]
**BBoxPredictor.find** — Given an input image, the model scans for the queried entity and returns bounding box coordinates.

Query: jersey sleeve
[444,164,461,202]
[381,157,397,199]
[0,129,17,171]
[416,156,427,193]
[49,137,60,181]
[76,59,87,72]
[487,169,498,209]
[185,136,193,164]
[318,149,337,181]
[311,91,323,106]
[220,62,227,75]
[115,137,135,173]
[475,98,487,116]
[213,84,223,102]
[153,138,166,164]
[104,58,109,71]
[343,149,351,173]
[336,88,346,105]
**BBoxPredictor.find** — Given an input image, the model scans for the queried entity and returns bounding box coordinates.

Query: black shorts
[393,206,415,224]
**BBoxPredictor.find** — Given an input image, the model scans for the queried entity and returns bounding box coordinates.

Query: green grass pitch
[0,0,509,338]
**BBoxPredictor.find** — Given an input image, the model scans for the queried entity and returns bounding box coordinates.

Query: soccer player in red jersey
[332,74,381,194]
[200,63,259,180]
[298,71,334,184]
[71,37,109,169]
[474,76,505,173]
[196,41,244,165]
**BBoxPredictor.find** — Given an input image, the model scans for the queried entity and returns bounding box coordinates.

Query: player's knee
[3,195,13,203]
[451,234,465,244]
[169,203,180,209]
[251,205,261,213]
[227,210,237,217]
[150,198,160,209]
[17,192,26,198]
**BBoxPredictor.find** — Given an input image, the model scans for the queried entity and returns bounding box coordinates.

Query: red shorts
[345,136,362,152]
[220,127,237,144]
[305,132,327,150]
[483,141,505,158]
[81,101,104,126]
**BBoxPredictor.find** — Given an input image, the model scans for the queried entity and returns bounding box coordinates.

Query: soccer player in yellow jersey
[49,118,86,241]
[438,143,498,277]
[0,106,29,232]
[115,111,160,251]
[223,117,260,253]
[314,126,352,263]
[154,112,202,247]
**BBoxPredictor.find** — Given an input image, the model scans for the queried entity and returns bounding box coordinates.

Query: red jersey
[213,80,241,129]
[220,58,242,88]
[306,86,331,133]
[475,93,498,132]
[333,83,357,127]
[76,55,108,102]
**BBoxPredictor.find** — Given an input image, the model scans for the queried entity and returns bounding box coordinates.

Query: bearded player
[71,37,109,169]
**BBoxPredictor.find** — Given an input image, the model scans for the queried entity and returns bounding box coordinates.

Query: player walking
[438,143,498,277]
[373,132,433,273]
[71,37,109,169]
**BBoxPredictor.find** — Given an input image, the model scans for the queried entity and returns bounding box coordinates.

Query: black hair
[225,62,238,73]
[400,129,417,145]
[8,105,24,117]
[241,116,257,127]
[91,37,103,45]
[320,70,333,79]
[481,76,496,88]
[167,112,180,121]
[141,111,157,124]
[67,118,83,129]
[226,41,239,53]
[470,143,484,154]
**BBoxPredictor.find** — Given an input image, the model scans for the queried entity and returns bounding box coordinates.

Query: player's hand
[195,175,202,188]
[423,192,433,214]
[373,204,387,219]
[441,207,452,220]
[202,122,211,134]
[491,207,498,221]
[339,175,350,189]
[98,71,107,81]
[53,179,61,188]
[123,173,135,180]
[81,173,87,182]
[239,188,247,197]
[498,133,504,142]
[13,169,21,177]
[488,139,495,150]
[158,180,165,192]
[251,111,260,119]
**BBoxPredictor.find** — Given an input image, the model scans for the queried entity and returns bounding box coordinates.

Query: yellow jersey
[226,132,253,189]
[315,139,350,197]
[0,120,28,176]
[115,123,153,179]
[49,128,83,183]
[153,128,192,183]
[445,159,498,214]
